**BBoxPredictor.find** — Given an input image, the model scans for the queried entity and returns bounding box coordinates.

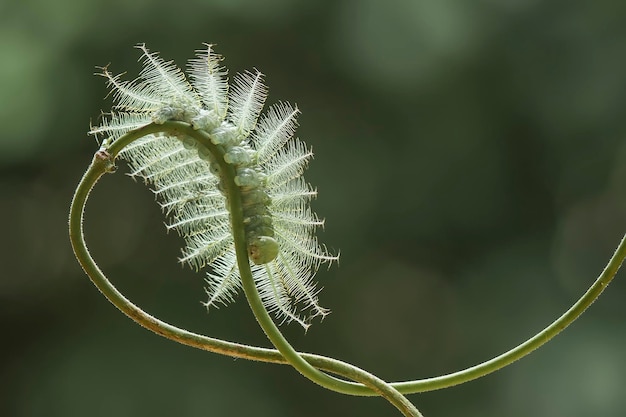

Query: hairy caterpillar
[90,44,337,328]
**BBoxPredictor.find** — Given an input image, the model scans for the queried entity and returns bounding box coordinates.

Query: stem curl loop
[71,121,422,417]
[70,121,625,415]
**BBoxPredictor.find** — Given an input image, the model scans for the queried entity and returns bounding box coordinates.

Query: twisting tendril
[70,44,626,417]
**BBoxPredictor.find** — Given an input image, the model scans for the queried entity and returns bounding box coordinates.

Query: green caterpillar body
[93,45,336,327]
[189,133,278,265]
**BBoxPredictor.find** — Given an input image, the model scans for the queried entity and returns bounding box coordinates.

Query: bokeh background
[2,0,626,416]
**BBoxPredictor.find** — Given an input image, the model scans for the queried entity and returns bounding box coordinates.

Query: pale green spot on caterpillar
[209,123,240,145]
[191,109,221,131]
[224,146,254,166]
[182,136,197,150]
[234,168,264,188]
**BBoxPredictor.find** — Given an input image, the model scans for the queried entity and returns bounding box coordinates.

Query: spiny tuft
[90,44,337,328]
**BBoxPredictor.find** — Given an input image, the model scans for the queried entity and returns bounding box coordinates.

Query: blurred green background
[2,0,625,416]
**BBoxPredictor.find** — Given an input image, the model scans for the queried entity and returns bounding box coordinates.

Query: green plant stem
[69,121,422,417]
[221,139,421,416]
[392,230,626,392]
[70,121,626,401]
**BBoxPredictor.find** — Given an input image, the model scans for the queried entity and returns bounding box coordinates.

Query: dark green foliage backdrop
[1,1,625,416]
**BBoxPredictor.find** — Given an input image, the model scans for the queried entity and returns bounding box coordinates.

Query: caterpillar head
[248,236,280,265]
